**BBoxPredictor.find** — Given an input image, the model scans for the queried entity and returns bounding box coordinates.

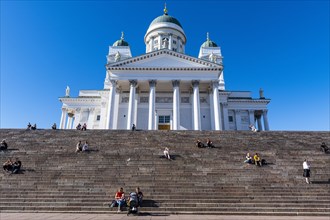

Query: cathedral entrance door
[158,115,170,130]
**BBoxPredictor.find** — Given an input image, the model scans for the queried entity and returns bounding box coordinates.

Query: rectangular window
[228,116,233,122]
[159,115,170,124]
[173,40,177,44]
[96,115,101,121]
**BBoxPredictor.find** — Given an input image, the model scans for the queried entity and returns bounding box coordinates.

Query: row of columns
[60,108,74,129]
[106,79,222,131]
[232,109,269,131]
[256,110,270,131]
[148,35,183,52]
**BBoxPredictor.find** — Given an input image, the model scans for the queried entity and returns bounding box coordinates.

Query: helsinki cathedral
[59,6,270,131]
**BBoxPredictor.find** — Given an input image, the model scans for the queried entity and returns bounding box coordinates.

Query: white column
[60,108,67,129]
[150,37,154,52]
[222,103,229,130]
[172,80,180,130]
[256,114,263,131]
[192,80,201,130]
[169,34,173,50]
[158,35,162,50]
[127,80,137,129]
[148,80,156,130]
[66,114,74,129]
[87,108,95,128]
[106,80,117,129]
[209,89,215,130]
[249,110,255,126]
[177,37,181,53]
[234,110,241,130]
[263,110,270,131]
[212,81,222,130]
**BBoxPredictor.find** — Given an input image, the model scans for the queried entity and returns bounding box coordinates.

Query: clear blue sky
[1,0,329,131]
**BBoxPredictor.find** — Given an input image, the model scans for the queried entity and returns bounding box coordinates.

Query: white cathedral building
[59,6,270,131]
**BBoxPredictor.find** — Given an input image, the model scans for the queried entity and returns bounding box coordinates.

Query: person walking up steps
[303,159,311,184]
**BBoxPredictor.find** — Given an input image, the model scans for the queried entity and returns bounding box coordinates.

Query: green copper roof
[201,40,218,47]
[112,32,129,46]
[112,39,129,47]
[201,32,218,47]
[150,14,183,28]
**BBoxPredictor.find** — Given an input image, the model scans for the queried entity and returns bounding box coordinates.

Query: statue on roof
[115,51,121,62]
[259,88,265,99]
[65,86,70,97]
[209,52,217,63]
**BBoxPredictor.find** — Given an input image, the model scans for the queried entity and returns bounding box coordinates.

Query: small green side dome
[112,32,129,46]
[113,39,129,46]
[201,40,218,47]
[201,32,218,47]
[150,14,183,28]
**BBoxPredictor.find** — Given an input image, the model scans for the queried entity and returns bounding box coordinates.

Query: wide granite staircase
[0,129,329,216]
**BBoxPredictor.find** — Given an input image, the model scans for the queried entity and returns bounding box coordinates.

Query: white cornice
[106,49,222,69]
[227,99,271,104]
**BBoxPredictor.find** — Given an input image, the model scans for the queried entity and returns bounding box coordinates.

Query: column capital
[248,109,255,114]
[110,80,117,87]
[172,80,180,87]
[192,80,200,87]
[67,111,75,118]
[149,80,157,87]
[211,80,219,87]
[129,80,138,87]
[263,109,268,114]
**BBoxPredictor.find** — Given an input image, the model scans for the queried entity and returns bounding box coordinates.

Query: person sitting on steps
[163,147,171,160]
[206,138,214,148]
[244,153,252,164]
[196,140,205,148]
[113,187,126,212]
[27,122,32,130]
[0,139,8,150]
[76,141,82,152]
[76,123,82,130]
[320,142,329,153]
[135,187,144,207]
[3,158,13,172]
[249,124,257,132]
[254,153,262,166]
[31,124,37,130]
[132,124,136,131]
[82,141,89,152]
[52,123,57,130]
[11,158,22,174]
[81,123,87,131]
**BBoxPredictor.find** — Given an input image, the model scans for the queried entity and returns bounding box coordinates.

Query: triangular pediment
[108,49,221,69]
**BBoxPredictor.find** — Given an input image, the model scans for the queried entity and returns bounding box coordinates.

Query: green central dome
[150,14,183,28]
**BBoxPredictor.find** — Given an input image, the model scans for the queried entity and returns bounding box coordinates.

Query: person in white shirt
[82,141,89,152]
[249,124,257,132]
[163,147,171,160]
[303,159,311,184]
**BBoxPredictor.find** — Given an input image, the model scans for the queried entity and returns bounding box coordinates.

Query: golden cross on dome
[164,2,168,15]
